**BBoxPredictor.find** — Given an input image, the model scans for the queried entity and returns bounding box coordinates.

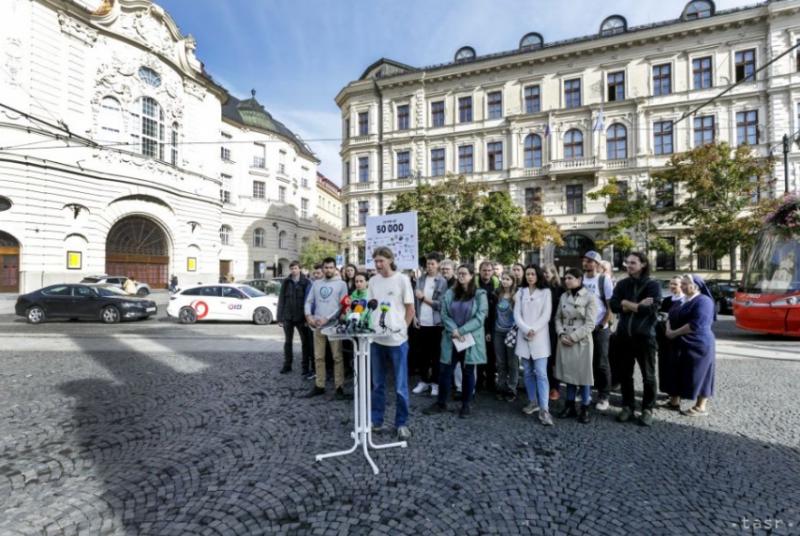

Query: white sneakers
[595,398,610,411]
[431,384,439,397]
[412,381,429,394]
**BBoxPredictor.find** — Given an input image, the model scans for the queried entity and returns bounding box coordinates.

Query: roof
[356,1,771,83]
[222,91,318,162]
[316,171,341,194]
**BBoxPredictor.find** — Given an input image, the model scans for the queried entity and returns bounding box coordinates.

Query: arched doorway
[0,231,20,293]
[106,216,170,288]
[554,233,595,272]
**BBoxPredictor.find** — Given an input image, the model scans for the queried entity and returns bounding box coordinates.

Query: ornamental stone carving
[57,11,98,46]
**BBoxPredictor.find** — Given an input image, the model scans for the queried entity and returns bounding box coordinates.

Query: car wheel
[137,288,149,297]
[101,306,121,324]
[253,307,272,325]
[26,306,46,324]
[179,306,197,324]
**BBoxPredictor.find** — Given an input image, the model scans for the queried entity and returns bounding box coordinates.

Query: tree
[519,214,564,252]
[652,142,776,278]
[299,239,338,269]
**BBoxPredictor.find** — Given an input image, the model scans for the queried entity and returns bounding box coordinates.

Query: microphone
[379,301,391,329]
[360,299,378,330]
[347,300,361,332]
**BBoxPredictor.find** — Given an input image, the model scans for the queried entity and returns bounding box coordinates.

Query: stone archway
[106,216,170,288]
[554,233,596,272]
[0,231,20,293]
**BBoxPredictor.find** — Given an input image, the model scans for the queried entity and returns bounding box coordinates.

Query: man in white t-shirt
[582,250,614,411]
[368,246,415,441]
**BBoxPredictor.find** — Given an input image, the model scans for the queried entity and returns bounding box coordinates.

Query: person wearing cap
[581,250,614,411]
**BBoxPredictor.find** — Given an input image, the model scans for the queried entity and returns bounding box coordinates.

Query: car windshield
[240,285,266,298]
[742,230,800,293]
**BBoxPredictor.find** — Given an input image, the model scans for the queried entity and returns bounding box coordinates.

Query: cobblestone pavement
[0,315,799,535]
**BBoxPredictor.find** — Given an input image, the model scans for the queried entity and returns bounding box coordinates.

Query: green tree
[519,214,564,252]
[299,239,338,269]
[653,142,776,278]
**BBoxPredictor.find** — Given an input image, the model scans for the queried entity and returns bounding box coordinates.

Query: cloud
[271,108,343,184]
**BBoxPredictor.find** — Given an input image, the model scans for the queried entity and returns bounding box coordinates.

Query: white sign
[335,254,344,267]
[365,212,419,270]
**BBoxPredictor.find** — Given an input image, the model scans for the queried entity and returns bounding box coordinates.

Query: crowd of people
[277,248,717,441]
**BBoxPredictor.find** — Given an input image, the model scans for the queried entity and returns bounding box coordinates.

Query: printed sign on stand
[365,212,418,270]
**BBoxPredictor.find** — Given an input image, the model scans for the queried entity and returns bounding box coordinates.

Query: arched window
[564,129,583,160]
[599,15,627,37]
[99,96,123,143]
[454,46,476,63]
[524,134,543,168]
[607,124,627,160]
[131,97,165,160]
[682,0,714,20]
[278,230,287,249]
[253,228,265,248]
[170,122,179,166]
[519,32,544,51]
[219,225,231,246]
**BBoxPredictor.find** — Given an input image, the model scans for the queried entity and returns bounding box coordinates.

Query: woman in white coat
[513,264,554,426]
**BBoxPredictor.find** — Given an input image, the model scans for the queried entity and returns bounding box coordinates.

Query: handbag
[504,325,518,348]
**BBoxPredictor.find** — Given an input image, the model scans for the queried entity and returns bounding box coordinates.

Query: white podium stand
[315,328,407,474]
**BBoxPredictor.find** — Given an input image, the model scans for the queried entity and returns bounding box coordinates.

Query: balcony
[384,177,416,191]
[549,156,600,174]
[343,181,376,195]
[522,167,545,177]
[604,158,633,170]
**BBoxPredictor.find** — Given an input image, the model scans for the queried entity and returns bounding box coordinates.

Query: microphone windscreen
[367,299,378,310]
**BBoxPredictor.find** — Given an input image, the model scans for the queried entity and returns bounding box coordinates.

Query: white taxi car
[167,284,277,324]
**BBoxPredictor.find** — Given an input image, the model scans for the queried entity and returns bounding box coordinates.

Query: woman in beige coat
[555,268,598,424]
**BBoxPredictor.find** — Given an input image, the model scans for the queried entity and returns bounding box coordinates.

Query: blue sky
[158,0,756,184]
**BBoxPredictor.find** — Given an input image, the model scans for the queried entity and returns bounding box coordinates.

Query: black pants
[592,327,611,399]
[477,331,496,391]
[282,320,313,373]
[617,335,658,411]
[437,346,475,408]
[414,325,443,383]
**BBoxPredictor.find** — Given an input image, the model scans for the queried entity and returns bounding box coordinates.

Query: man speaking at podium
[368,246,415,441]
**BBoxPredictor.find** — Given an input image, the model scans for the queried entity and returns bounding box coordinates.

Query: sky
[157,0,758,184]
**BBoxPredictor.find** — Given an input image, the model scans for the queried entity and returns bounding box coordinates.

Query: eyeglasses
[457,272,470,277]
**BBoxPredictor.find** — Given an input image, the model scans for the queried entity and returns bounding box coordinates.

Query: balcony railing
[549,156,599,172]
[605,158,631,170]
[523,167,545,177]
[343,181,375,194]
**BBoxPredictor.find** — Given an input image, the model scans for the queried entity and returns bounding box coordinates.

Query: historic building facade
[0,0,324,293]
[315,172,343,249]
[336,0,800,273]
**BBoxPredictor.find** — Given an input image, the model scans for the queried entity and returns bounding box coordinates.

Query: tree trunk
[729,245,737,281]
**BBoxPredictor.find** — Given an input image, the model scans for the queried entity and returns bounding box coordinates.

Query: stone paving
[1,320,799,535]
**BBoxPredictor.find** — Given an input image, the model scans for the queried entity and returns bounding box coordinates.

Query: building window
[252,143,266,168]
[655,182,675,209]
[397,104,410,130]
[653,64,672,96]
[344,203,350,227]
[458,96,473,123]
[99,96,123,142]
[564,129,583,160]
[358,201,369,226]
[607,71,625,102]
[132,96,165,160]
[431,101,445,127]
[138,66,161,87]
[606,124,627,160]
[220,174,232,204]
[301,198,309,219]
[397,151,410,178]
[694,115,715,146]
[735,49,756,83]
[358,111,369,135]
[358,156,369,182]
[487,91,503,119]
[564,79,581,109]
[170,123,179,165]
[524,134,543,168]
[220,189,231,204]
[684,0,714,20]
[253,228,265,248]
[253,181,265,199]
[651,120,673,156]
[278,230,287,249]
[219,225,231,246]
[736,110,759,146]
[278,186,286,202]
[487,142,503,171]
[458,145,474,174]
[599,15,627,36]
[344,160,351,185]
[524,187,543,215]
[431,148,445,176]
[697,252,718,271]
[656,237,677,271]
[524,85,541,114]
[301,176,309,189]
[566,184,583,215]
[220,146,231,161]
[692,56,713,89]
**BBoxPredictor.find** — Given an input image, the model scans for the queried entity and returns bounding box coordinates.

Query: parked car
[80,275,151,296]
[706,279,737,315]
[15,284,157,324]
[239,279,281,295]
[166,284,277,324]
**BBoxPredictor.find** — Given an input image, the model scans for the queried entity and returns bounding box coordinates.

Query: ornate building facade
[336,0,800,274]
[315,172,343,249]
[0,0,326,293]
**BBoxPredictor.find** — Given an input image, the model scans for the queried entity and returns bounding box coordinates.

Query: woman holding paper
[514,264,554,426]
[423,264,488,418]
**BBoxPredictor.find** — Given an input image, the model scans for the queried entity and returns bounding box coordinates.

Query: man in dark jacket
[278,260,313,376]
[477,260,500,391]
[609,251,662,426]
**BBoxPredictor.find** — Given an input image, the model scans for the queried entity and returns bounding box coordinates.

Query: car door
[71,285,100,318]
[220,286,247,319]
[40,285,73,317]
[195,286,223,320]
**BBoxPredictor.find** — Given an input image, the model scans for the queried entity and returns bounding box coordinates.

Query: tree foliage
[519,214,564,250]
[299,239,338,269]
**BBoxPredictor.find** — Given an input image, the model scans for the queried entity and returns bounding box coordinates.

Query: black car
[15,284,158,324]
[706,279,737,315]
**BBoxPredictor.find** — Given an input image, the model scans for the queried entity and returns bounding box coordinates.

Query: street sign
[336,254,344,267]
[365,212,418,270]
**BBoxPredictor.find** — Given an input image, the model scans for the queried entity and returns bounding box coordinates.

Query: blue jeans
[522,357,549,412]
[371,342,409,428]
[566,384,592,405]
